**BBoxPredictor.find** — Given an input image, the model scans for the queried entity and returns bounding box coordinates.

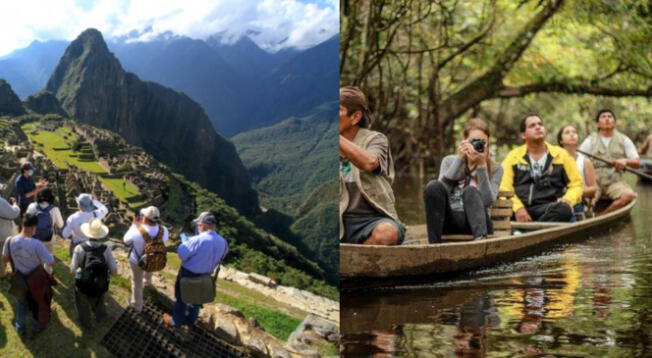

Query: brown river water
[341,176,652,357]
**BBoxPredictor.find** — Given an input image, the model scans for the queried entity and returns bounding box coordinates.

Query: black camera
[470,138,486,153]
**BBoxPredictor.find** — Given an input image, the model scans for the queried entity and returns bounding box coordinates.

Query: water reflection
[342,180,652,357]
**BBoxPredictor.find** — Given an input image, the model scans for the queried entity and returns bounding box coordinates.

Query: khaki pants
[129,261,152,311]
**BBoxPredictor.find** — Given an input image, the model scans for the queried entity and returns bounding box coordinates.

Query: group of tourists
[339,86,645,245]
[0,162,228,338]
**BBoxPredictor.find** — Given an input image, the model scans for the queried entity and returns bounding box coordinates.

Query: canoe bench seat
[403,191,514,245]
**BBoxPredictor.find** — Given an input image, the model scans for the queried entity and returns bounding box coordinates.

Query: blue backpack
[34,205,54,242]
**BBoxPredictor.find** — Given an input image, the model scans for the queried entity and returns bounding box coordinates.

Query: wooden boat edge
[340,198,636,279]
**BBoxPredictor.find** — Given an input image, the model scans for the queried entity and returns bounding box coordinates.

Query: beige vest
[339,128,400,240]
[588,131,627,188]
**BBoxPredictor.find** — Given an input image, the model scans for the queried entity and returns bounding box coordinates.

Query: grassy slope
[22,123,143,205]
[0,240,306,357]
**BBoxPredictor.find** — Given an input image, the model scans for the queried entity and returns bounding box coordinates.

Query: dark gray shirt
[438,155,503,211]
[342,134,390,216]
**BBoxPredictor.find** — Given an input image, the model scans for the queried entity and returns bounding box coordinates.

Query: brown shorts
[597,181,636,201]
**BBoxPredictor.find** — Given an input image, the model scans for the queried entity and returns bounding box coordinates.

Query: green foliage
[43,113,65,122]
[218,293,302,341]
[116,161,133,172]
[341,0,652,172]
[232,103,339,284]
[233,102,337,215]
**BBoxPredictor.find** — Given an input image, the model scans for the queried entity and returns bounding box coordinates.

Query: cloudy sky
[0,0,338,56]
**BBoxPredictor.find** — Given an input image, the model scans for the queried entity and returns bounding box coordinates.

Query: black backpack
[75,242,109,297]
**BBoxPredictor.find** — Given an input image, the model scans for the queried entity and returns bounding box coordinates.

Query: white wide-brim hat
[81,218,109,239]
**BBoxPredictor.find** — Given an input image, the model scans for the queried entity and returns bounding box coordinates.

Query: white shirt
[528,152,548,178]
[26,202,65,231]
[576,153,586,183]
[579,135,639,159]
[123,223,169,265]
[61,200,109,245]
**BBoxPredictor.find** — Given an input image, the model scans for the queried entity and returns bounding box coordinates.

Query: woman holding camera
[423,118,503,243]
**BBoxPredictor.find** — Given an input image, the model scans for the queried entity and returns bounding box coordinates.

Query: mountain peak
[45,29,261,216]
[70,28,111,57]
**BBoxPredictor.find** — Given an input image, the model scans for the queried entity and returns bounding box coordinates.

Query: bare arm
[583,158,598,199]
[639,135,652,155]
[339,135,379,173]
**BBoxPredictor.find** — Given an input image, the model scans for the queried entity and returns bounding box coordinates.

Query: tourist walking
[500,114,583,222]
[163,212,228,329]
[70,218,117,331]
[2,214,55,337]
[15,162,48,216]
[123,206,169,312]
[0,195,20,277]
[62,193,109,254]
[26,187,64,254]
[423,118,503,243]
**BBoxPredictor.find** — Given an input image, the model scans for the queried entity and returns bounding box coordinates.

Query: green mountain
[233,102,338,280]
[24,90,68,116]
[44,28,260,217]
[0,79,26,116]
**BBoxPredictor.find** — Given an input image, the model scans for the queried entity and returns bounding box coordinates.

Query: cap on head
[193,211,216,226]
[340,86,373,128]
[76,193,94,212]
[140,206,160,222]
[21,162,34,172]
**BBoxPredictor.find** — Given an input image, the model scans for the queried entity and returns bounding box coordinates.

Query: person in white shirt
[62,193,109,254]
[26,187,64,254]
[578,109,640,214]
[122,206,169,312]
[0,195,20,278]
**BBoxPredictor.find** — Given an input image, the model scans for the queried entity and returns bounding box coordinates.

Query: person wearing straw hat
[163,211,228,329]
[122,206,169,312]
[70,218,117,331]
[62,193,109,254]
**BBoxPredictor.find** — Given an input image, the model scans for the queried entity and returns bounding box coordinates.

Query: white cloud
[0,0,338,56]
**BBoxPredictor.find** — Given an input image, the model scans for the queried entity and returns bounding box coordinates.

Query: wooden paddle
[578,149,652,181]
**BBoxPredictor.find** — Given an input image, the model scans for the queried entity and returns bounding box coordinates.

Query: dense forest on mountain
[341,0,652,174]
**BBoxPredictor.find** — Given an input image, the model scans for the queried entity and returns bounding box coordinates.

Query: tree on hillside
[340,0,652,174]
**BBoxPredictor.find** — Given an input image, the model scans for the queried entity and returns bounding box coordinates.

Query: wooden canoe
[641,168,652,184]
[340,199,636,280]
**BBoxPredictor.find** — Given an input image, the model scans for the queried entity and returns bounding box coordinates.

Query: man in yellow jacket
[500,114,583,222]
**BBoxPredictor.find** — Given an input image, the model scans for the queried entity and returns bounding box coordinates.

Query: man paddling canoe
[579,109,640,214]
[339,86,405,245]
